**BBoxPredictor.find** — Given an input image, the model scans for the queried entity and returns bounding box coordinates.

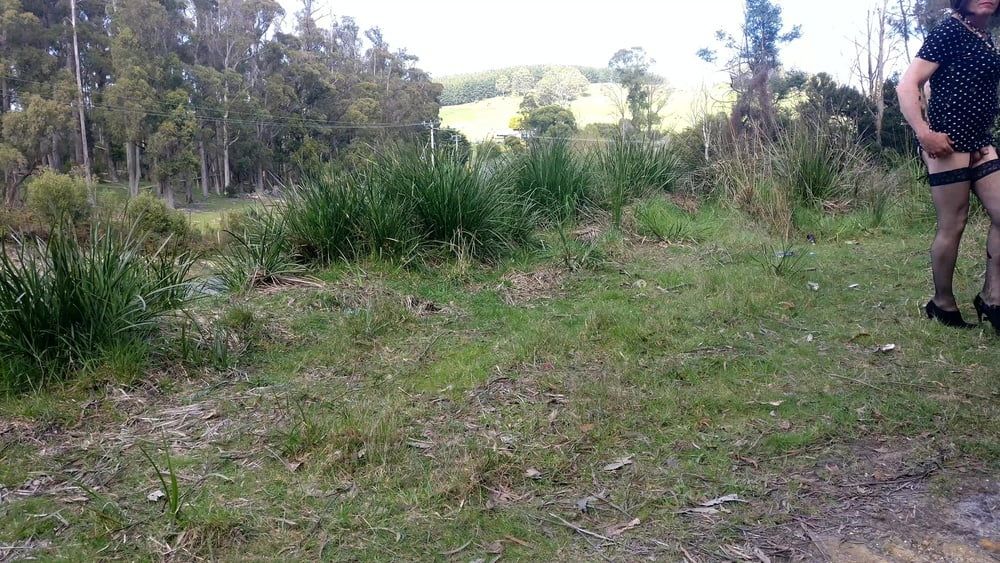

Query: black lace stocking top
[917,16,1000,153]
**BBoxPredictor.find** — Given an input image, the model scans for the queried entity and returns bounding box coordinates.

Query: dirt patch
[667,193,701,214]
[495,268,567,306]
[747,439,1000,562]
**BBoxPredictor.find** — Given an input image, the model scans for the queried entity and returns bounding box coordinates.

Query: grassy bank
[2,202,998,560]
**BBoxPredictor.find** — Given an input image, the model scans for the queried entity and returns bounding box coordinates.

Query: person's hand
[918,129,955,159]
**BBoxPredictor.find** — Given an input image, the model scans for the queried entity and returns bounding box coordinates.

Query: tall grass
[0,222,195,390]
[351,178,420,259]
[367,145,533,258]
[283,170,362,264]
[595,138,681,227]
[216,207,305,293]
[707,119,897,236]
[511,139,593,223]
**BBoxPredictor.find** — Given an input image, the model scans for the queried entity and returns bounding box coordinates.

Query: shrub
[0,220,196,391]
[512,139,593,223]
[216,207,305,293]
[26,170,90,225]
[126,193,193,247]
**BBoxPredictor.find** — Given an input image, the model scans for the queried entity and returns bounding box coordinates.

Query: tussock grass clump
[351,179,420,259]
[283,171,362,264]
[596,138,681,227]
[216,207,304,293]
[512,139,593,222]
[367,145,533,259]
[0,222,195,391]
[634,199,715,243]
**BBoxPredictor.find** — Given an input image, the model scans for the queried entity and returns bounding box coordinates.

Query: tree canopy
[0,0,444,206]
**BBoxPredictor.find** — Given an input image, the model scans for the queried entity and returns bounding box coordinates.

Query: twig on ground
[546,512,614,542]
[439,540,472,556]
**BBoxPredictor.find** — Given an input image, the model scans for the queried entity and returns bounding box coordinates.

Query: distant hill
[437,65,613,106]
[440,83,734,141]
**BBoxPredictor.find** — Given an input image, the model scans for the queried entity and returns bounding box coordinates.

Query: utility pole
[425,121,436,167]
[70,0,93,195]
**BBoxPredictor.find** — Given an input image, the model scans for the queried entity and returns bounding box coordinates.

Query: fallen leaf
[850,331,872,342]
[147,490,165,502]
[602,455,634,471]
[876,343,897,353]
[524,468,542,480]
[503,535,532,548]
[579,423,595,433]
[754,546,772,563]
[805,334,814,342]
[548,409,559,423]
[677,506,720,515]
[439,540,472,556]
[807,282,820,291]
[778,420,792,431]
[285,460,304,472]
[848,283,861,289]
[485,540,504,554]
[980,538,1000,553]
[407,440,433,450]
[779,301,796,310]
[699,494,748,507]
[605,518,641,537]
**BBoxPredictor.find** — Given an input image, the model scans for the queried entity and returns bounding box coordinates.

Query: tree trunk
[215,153,223,195]
[127,141,140,197]
[159,179,174,209]
[73,116,84,166]
[199,140,209,198]
[875,98,885,147]
[185,178,193,204]
[223,122,231,192]
[256,162,264,194]
[1,77,9,114]
[125,140,134,195]
[50,133,61,171]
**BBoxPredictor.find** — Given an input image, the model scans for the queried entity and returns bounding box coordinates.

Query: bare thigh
[922,150,972,174]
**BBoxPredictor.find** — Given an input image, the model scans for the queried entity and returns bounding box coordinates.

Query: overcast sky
[276,0,914,88]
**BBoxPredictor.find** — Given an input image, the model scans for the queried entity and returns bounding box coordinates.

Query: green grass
[2,205,999,560]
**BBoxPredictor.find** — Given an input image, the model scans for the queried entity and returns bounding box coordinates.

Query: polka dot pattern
[917,16,1000,153]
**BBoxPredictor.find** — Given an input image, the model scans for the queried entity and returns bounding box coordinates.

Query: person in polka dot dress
[897,0,1000,331]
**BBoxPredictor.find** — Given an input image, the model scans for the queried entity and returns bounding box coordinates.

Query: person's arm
[897,58,954,158]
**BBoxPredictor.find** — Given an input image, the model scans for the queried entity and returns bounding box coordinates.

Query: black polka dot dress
[917,16,1000,153]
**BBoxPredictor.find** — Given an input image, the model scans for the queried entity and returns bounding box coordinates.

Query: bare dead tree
[852,0,902,146]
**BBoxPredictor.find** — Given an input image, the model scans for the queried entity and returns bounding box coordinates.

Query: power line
[0,73,427,128]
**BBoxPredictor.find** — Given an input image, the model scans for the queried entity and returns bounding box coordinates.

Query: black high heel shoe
[974,294,1000,334]
[925,300,976,329]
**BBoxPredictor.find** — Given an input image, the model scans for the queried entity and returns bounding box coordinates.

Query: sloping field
[440,83,733,141]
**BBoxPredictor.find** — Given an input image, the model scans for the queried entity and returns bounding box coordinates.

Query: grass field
[441,83,733,141]
[2,200,999,560]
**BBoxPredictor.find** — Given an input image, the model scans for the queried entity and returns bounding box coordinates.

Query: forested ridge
[0,0,443,206]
